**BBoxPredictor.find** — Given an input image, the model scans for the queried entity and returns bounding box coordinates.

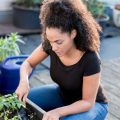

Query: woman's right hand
[15,78,30,104]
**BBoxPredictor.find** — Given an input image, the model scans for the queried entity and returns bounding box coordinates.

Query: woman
[16,0,108,120]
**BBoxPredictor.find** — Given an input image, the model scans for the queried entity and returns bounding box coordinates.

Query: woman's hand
[42,109,61,120]
[15,78,30,104]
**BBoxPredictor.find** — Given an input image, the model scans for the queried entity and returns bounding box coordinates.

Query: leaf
[4,115,8,120]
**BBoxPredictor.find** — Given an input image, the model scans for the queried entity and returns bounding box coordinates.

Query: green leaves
[82,0,106,18]
[0,93,25,119]
[0,33,25,62]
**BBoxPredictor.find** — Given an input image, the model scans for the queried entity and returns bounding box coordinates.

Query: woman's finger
[23,93,28,105]
[17,93,22,101]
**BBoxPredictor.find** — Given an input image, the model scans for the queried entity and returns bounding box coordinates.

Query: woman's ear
[71,29,77,40]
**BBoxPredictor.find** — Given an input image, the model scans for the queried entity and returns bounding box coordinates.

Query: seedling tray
[26,99,46,120]
[0,94,46,120]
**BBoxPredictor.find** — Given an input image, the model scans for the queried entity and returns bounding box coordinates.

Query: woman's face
[46,27,76,57]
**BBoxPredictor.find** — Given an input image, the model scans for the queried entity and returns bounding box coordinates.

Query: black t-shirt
[43,48,108,105]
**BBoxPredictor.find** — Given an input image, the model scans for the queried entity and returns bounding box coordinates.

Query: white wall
[0,0,16,11]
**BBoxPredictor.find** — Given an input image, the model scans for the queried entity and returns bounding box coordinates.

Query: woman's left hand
[42,109,61,120]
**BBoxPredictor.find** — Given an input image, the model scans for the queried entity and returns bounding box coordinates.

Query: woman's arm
[58,73,100,116]
[42,73,100,119]
[20,44,49,80]
[26,44,49,68]
[16,44,49,102]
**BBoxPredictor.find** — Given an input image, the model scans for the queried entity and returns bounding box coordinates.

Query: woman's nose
[52,43,58,51]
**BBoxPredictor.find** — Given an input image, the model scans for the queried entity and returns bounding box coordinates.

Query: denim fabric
[28,84,64,111]
[28,84,108,120]
[60,103,108,120]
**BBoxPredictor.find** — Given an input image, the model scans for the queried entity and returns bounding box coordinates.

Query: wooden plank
[101,70,120,88]
[101,59,120,120]
[102,80,120,98]
[106,113,119,120]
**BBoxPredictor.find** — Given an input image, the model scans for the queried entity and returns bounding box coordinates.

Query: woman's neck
[59,47,85,66]
[64,46,82,59]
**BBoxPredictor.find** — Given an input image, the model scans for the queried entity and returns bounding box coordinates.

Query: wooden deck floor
[30,58,120,120]
[101,58,120,120]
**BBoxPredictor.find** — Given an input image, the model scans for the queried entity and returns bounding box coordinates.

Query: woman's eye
[49,40,63,45]
[56,41,63,45]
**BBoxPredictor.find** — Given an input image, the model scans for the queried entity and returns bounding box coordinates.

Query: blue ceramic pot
[0,55,29,94]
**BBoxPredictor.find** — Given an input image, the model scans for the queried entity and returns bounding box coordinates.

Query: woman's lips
[56,52,60,54]
[55,52,61,55]
[55,51,59,54]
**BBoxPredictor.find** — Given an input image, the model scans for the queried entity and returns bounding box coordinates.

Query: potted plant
[0,33,24,81]
[0,33,28,94]
[82,0,109,30]
[0,33,24,62]
[113,4,120,27]
[0,93,45,119]
[12,0,44,29]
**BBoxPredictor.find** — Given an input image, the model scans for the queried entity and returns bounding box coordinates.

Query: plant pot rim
[96,14,110,22]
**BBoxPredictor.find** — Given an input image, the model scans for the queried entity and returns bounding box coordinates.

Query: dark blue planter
[104,6,113,21]
[96,14,110,30]
[12,4,41,29]
[0,62,3,91]
[0,55,29,94]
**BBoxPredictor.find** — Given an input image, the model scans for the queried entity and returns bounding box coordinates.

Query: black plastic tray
[26,99,46,120]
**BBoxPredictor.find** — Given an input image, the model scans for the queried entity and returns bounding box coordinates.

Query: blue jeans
[28,84,108,120]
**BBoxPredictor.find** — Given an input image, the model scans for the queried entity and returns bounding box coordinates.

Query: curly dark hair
[40,0,101,52]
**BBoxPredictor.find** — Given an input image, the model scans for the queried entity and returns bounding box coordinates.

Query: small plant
[0,33,24,62]
[0,93,34,120]
[82,0,106,19]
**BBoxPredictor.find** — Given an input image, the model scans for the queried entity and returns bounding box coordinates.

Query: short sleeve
[83,52,101,76]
